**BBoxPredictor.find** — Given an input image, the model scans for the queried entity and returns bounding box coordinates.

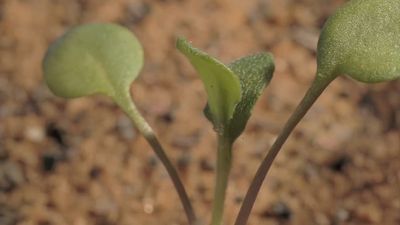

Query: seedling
[42,0,399,225]
[43,23,197,224]
[234,1,400,224]
[177,38,274,225]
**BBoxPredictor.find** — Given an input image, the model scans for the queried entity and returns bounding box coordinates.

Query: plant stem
[234,75,334,225]
[115,93,197,225]
[211,134,233,225]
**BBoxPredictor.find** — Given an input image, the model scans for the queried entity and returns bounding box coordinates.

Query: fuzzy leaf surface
[317,0,400,83]
[226,53,274,141]
[43,23,143,99]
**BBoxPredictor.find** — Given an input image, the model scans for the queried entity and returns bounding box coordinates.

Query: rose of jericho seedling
[234,1,400,224]
[43,24,197,225]
[177,38,274,225]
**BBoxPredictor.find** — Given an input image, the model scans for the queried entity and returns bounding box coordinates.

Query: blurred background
[0,0,399,224]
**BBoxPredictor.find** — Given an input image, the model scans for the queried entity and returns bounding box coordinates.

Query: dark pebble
[328,155,350,173]
[199,158,215,172]
[359,92,378,116]
[41,154,58,172]
[124,2,151,25]
[177,153,191,172]
[261,201,292,220]
[46,123,66,147]
[234,195,243,204]
[89,166,103,179]
[148,156,159,168]
[160,112,174,123]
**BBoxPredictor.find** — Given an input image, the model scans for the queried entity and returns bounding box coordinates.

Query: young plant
[177,38,274,225]
[43,23,197,225]
[234,1,400,224]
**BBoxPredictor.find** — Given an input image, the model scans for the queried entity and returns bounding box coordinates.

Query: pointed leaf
[177,38,242,132]
[227,53,274,141]
[43,23,143,99]
[317,0,400,83]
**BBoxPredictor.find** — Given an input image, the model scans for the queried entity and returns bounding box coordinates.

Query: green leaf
[226,53,274,141]
[176,38,242,132]
[43,23,143,99]
[177,38,275,141]
[317,0,400,83]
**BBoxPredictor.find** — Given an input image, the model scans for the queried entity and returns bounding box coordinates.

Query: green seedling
[235,1,400,225]
[42,0,400,225]
[177,38,274,225]
[43,23,197,225]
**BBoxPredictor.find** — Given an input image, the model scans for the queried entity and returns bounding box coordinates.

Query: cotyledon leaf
[43,23,143,99]
[176,38,242,133]
[317,0,400,83]
[226,53,274,141]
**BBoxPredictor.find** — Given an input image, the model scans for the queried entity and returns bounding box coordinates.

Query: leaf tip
[176,37,191,54]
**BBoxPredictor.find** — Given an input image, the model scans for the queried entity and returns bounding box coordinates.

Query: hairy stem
[211,134,233,225]
[115,93,197,225]
[234,75,334,225]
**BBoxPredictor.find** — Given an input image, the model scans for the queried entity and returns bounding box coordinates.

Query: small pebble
[143,197,154,214]
[271,202,292,220]
[177,153,191,172]
[336,208,350,222]
[261,201,292,220]
[125,1,151,24]
[328,155,350,173]
[116,115,136,140]
[159,112,174,123]
[25,126,45,142]
[89,166,102,179]
[41,153,59,172]
[0,161,25,192]
[234,195,243,204]
[46,123,66,147]
[199,158,215,172]
[147,156,159,168]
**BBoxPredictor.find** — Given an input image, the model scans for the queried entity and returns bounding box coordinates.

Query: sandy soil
[0,0,399,225]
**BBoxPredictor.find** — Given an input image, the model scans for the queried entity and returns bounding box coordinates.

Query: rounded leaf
[317,0,400,83]
[43,23,143,98]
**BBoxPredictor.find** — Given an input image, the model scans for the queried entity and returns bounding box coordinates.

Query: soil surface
[1,0,399,225]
